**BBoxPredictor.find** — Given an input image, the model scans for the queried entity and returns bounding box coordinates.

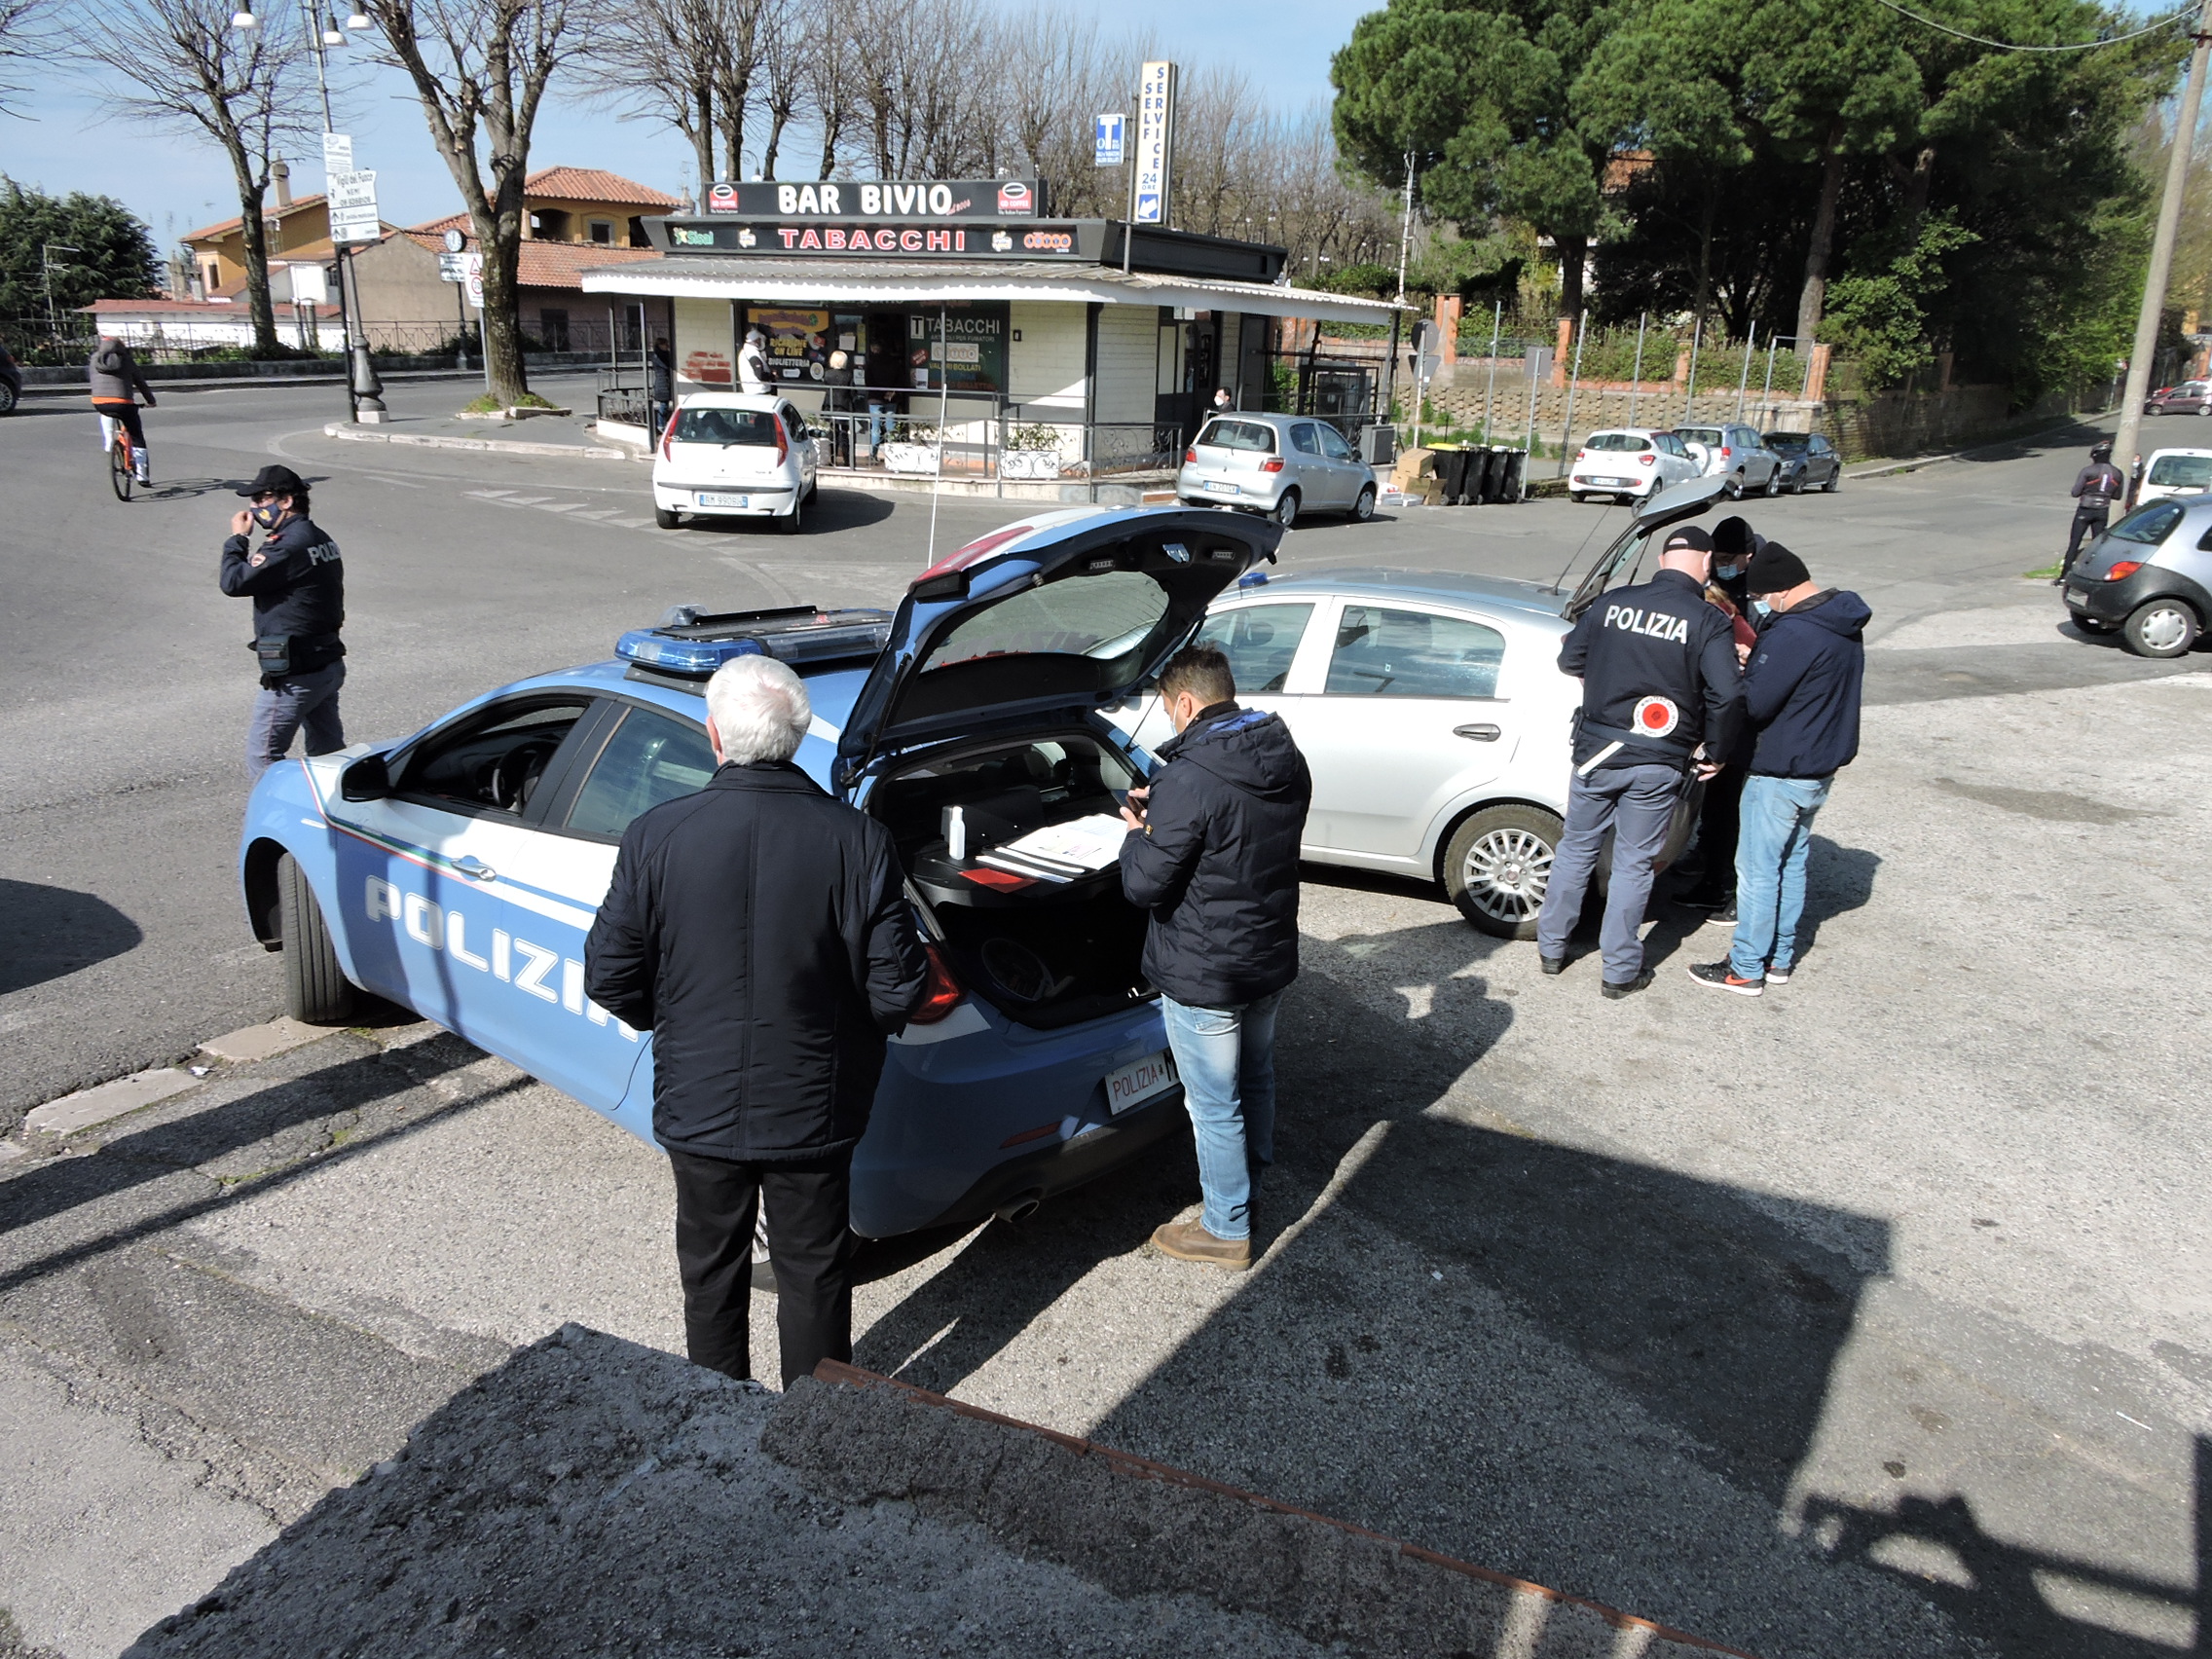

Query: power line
[1864,0,2195,52]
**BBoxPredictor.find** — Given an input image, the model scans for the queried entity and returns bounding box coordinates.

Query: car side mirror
[341,753,391,801]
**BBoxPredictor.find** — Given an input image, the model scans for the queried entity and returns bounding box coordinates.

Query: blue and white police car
[235,506,1278,1242]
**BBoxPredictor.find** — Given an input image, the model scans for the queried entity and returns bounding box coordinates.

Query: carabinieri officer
[1535,523,1745,997]
[220,463,347,784]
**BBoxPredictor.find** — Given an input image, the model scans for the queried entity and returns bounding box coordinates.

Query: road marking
[535,502,587,512]
[26,1068,199,1136]
[468,489,516,498]
[569,508,619,520]
[609,517,653,529]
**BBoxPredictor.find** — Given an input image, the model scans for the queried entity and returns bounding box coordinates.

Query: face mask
[1750,599,1773,618]
[1716,561,1744,579]
[252,502,284,530]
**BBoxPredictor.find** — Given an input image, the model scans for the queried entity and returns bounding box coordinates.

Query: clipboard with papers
[973,813,1130,884]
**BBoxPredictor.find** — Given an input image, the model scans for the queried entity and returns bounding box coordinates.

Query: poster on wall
[747,307,831,381]
[905,303,1008,394]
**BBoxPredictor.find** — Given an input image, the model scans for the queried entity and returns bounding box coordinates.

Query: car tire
[0,381,17,416]
[1763,470,1781,498]
[1272,490,1300,529]
[1443,805,1562,940]
[1823,468,1840,493]
[778,491,804,535]
[1350,484,1377,522]
[277,852,355,1025]
[654,506,679,529]
[1725,473,1745,500]
[1569,492,1586,504]
[2121,596,2198,657]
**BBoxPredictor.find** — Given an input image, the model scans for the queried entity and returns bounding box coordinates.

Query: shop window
[538,310,571,351]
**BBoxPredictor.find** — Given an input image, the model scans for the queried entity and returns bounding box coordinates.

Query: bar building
[580,180,1402,494]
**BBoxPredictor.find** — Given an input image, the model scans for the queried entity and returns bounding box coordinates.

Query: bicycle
[106,417,136,501]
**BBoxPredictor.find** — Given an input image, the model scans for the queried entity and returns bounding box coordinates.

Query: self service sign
[1132,61,1176,225]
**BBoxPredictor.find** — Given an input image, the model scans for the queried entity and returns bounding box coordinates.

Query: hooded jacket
[1120,702,1312,1008]
[584,761,928,1162]
[89,340,153,404]
[1743,589,1871,778]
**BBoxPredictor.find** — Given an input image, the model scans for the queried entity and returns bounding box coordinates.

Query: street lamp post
[41,243,82,346]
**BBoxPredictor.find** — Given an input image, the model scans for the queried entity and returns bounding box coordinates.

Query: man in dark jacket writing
[1120,643,1311,1272]
[1688,543,1868,997]
[585,654,927,1384]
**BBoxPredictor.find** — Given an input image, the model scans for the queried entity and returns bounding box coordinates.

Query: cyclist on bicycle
[90,333,156,485]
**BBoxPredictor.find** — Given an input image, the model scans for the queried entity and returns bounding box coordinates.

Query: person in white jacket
[738,328,772,394]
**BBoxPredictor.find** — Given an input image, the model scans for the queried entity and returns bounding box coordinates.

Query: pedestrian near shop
[1688,543,1868,997]
[738,327,772,394]
[1535,525,1745,997]
[1211,387,1233,415]
[584,655,927,1387]
[220,464,346,784]
[1120,643,1311,1272]
[647,336,675,438]
[2058,441,2125,583]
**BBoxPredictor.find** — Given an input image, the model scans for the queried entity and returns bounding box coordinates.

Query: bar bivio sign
[701,178,1044,219]
[650,217,1094,261]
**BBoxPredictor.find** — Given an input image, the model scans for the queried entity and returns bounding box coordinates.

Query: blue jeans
[1535,760,1683,982]
[246,660,346,783]
[866,401,894,451]
[1161,990,1281,1242]
[1729,774,1833,978]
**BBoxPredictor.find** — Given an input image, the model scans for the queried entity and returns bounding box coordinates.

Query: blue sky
[5,1,1358,248]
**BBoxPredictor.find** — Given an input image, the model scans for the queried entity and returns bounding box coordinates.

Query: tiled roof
[396,233,663,290]
[79,296,340,317]
[523,167,683,207]
[182,195,329,244]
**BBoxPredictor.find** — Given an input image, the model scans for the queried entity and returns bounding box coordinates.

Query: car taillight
[1185,447,1197,463]
[1720,446,1732,459]
[1577,449,1590,461]
[659,409,679,461]
[775,419,789,466]
[2106,560,2144,580]
[907,944,964,1024]
[1261,458,1284,472]
[1641,454,1655,465]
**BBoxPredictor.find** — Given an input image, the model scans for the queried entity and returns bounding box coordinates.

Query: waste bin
[1433,446,1476,504]
[1496,447,1528,502]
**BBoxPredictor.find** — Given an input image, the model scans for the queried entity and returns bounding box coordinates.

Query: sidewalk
[323,407,639,463]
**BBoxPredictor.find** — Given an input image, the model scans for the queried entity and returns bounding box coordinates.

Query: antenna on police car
[924,304,949,569]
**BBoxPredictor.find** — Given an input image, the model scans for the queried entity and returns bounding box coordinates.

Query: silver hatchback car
[1177,412,1379,528]
[2064,494,2212,656]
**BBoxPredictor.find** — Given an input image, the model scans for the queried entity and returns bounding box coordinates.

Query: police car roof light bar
[616,605,895,678]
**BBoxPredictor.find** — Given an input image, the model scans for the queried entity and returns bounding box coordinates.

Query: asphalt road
[3,380,2206,1659]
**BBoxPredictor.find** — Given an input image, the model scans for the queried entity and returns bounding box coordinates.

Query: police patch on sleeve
[1634,695,1680,737]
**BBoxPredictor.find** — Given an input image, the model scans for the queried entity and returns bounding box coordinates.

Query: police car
[236,507,1276,1243]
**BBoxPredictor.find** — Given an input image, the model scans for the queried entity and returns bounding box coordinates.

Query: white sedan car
[1567,427,1703,505]
[652,392,820,533]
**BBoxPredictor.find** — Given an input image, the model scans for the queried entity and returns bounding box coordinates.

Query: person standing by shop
[1534,526,1744,997]
[220,465,346,784]
[738,327,771,394]
[647,336,675,439]
[824,349,856,467]
[1119,644,1311,1272]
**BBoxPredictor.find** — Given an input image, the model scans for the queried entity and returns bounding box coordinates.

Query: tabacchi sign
[655,219,1092,260]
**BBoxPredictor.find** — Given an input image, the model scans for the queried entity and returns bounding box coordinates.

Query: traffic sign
[327,168,380,244]
[320,131,353,176]
[1094,113,1125,167]
[463,250,483,310]
[438,251,467,282]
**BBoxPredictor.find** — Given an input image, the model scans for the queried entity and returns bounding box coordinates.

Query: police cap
[1661,525,1713,555]
[237,463,309,498]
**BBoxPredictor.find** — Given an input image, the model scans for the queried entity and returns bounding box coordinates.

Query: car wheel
[0,381,17,416]
[806,473,820,503]
[1763,469,1781,497]
[277,852,355,1024]
[654,506,679,529]
[1350,483,1377,522]
[1823,468,1840,493]
[1272,490,1300,529]
[1443,805,1562,940]
[778,491,804,535]
[1725,473,1745,500]
[2121,597,2198,658]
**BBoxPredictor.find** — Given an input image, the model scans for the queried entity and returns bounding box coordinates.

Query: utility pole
[2114,0,2212,486]
[1394,152,1416,304]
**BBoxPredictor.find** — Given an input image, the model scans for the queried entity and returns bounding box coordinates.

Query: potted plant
[1001,422,1065,480]
[879,422,941,474]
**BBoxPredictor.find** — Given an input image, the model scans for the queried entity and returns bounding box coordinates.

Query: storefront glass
[906,301,1009,393]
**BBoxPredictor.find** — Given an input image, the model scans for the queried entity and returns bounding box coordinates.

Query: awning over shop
[579,256,1405,325]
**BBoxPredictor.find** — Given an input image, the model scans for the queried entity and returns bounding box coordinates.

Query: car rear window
[920,571,1170,671]
[673,407,780,446]
[1585,433,1651,452]
[1197,420,1275,454]
[1765,433,1809,451]
[2107,501,2187,543]
[1677,428,1722,446]
[2147,455,2212,489]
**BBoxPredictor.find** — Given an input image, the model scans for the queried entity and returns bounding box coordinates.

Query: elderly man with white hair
[585,653,927,1387]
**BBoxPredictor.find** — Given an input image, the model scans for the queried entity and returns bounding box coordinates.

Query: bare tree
[591,0,726,197]
[60,0,311,353]
[710,0,772,179]
[801,0,855,177]
[362,0,603,401]
[0,0,47,115]
[754,0,803,178]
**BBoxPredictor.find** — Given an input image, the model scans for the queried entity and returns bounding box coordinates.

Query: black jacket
[1120,703,1311,1008]
[1559,568,1744,772]
[1744,589,1869,778]
[2072,462,2124,511]
[584,761,927,1163]
[219,515,346,675]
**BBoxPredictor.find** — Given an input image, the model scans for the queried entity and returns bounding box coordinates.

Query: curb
[321,422,633,461]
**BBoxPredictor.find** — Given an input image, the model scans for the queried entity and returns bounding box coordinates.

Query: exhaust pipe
[994,1192,1044,1225]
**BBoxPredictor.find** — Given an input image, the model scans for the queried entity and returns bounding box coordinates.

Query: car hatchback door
[1287,422,1342,507]
[1286,600,1520,866]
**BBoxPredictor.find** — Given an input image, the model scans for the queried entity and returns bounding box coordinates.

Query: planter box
[880,442,940,475]
[1001,449,1063,480]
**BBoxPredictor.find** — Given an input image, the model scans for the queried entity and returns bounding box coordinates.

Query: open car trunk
[870,727,1149,1030]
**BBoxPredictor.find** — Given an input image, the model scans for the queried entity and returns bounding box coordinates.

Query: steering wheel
[490,739,552,811]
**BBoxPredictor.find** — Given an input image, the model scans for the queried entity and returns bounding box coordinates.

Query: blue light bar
[1236,571,1270,588]
[615,631,765,675]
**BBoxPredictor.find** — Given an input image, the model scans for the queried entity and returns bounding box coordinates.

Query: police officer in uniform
[1536,524,1746,996]
[220,464,347,783]
[2058,441,2125,583]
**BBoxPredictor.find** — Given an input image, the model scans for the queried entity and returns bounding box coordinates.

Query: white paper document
[989,813,1129,873]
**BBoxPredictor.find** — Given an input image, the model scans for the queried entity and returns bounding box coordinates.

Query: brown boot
[1150,1218,1251,1272]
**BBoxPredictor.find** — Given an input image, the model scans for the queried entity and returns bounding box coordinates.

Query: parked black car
[1764,430,1841,493]
[0,343,20,417]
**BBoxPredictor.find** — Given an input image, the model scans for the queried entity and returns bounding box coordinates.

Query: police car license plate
[1104,1050,1177,1114]
[1202,480,1238,495]
[696,492,752,508]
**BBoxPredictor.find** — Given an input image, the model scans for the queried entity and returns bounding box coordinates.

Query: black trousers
[1687,759,1751,903]
[2061,509,2109,576]
[667,1147,854,1388]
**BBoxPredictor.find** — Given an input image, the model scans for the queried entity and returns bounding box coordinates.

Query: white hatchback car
[1568,427,1703,505]
[2137,447,2212,505]
[652,392,820,532]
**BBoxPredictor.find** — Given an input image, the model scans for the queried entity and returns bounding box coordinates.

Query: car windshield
[1196,420,1275,454]
[1764,433,1809,451]
[2146,455,2212,489]
[2106,501,2187,544]
[1585,433,1650,452]
[673,407,778,446]
[920,571,1171,671]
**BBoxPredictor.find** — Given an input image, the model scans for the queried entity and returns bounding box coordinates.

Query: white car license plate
[1104,1050,1178,1114]
[1597,476,1632,487]
[695,492,751,508]
[2066,587,2090,604]
[1202,480,1238,495]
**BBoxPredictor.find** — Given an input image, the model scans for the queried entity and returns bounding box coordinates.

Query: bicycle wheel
[110,438,133,501]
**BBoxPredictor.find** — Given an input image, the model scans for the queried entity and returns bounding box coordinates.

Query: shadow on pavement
[0,877,143,994]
